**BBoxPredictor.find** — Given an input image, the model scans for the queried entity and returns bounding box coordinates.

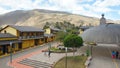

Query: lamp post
[65,47,67,68]
[49,41,51,49]
[10,42,12,63]
[48,42,51,58]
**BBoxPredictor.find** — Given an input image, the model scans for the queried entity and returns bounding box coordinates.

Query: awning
[0,40,21,45]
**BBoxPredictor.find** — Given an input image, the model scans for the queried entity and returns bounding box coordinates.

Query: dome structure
[81,23,120,44]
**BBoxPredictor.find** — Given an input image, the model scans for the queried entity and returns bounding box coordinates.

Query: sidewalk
[8,42,82,68]
[8,42,76,68]
[88,44,120,68]
[8,44,120,68]
[8,49,80,68]
[8,42,59,68]
[21,52,75,68]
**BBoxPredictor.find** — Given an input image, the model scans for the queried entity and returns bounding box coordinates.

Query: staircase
[18,58,52,68]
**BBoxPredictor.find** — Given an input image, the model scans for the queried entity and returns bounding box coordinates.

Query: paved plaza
[0,42,120,68]
[10,44,120,68]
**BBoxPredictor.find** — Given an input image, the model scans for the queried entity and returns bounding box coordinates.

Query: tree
[43,25,49,29]
[55,31,68,42]
[63,34,83,55]
[46,22,50,25]
[55,22,61,29]
[43,22,50,29]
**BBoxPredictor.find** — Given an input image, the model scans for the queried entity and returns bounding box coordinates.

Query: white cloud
[118,11,120,15]
[84,4,112,13]
[92,0,120,13]
[0,7,8,14]
[72,9,99,18]
[0,0,119,20]
[47,0,84,11]
[0,0,81,13]
[94,0,120,7]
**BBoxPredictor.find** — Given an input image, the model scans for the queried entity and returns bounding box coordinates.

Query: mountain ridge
[0,9,119,28]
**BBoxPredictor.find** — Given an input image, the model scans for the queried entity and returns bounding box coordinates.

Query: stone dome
[81,23,120,44]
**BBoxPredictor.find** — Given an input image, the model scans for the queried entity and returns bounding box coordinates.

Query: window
[4,30,7,33]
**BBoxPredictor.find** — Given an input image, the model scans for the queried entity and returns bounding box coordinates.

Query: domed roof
[81,23,120,44]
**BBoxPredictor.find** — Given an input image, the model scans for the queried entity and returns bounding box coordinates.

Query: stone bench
[85,56,92,68]
[87,56,92,60]
[85,60,90,67]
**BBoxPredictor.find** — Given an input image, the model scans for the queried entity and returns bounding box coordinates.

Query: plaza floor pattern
[19,58,51,68]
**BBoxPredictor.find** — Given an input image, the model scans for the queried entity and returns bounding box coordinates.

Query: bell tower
[100,14,106,25]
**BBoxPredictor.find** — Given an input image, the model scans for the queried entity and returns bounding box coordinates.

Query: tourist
[116,51,119,59]
[118,51,120,59]
[112,51,115,59]
[48,50,51,57]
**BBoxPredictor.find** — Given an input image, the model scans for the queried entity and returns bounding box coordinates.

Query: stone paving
[18,50,81,68]
[28,52,75,64]
[8,42,60,68]
[7,43,120,68]
[88,44,120,68]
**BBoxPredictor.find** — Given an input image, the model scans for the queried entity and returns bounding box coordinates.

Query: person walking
[116,51,119,59]
[119,51,120,59]
[48,50,51,57]
[112,51,115,59]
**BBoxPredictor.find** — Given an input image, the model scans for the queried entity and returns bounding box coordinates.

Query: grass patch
[54,56,87,68]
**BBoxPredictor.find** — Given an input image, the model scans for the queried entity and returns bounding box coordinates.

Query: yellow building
[44,34,55,43]
[45,28,51,34]
[0,33,21,55]
[0,25,56,56]
[0,25,45,49]
[45,27,60,35]
[79,29,84,35]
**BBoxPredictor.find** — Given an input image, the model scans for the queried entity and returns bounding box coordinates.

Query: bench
[85,56,92,68]
[87,56,92,60]
[85,60,90,68]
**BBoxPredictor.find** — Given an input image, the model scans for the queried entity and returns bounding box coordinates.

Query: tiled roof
[50,27,60,31]
[9,25,44,32]
[0,40,21,45]
[0,33,16,38]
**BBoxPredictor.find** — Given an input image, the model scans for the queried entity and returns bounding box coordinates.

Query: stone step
[20,59,50,66]
[19,61,50,68]
[18,58,51,68]
[21,58,51,65]
[19,62,50,67]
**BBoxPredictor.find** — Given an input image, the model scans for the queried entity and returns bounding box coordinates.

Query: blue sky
[0,0,120,20]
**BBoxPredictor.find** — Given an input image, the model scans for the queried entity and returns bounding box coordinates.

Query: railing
[19,35,44,40]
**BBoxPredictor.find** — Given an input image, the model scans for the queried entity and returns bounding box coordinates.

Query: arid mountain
[0,9,120,28]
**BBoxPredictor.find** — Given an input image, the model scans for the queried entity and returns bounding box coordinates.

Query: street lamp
[10,42,12,63]
[89,42,96,56]
[65,47,67,68]
[49,41,51,49]
[48,36,51,58]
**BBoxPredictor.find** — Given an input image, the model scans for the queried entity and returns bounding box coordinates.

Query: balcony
[19,35,44,40]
